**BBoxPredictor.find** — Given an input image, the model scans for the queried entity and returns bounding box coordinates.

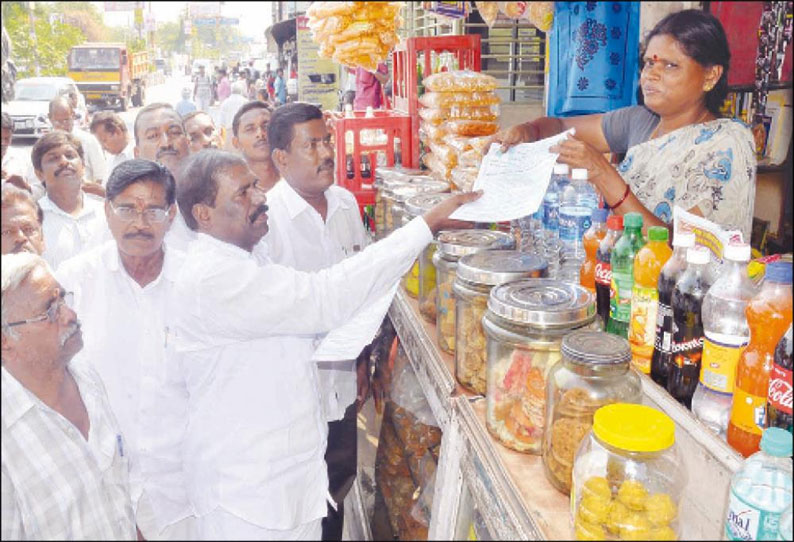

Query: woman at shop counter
[499,9,756,239]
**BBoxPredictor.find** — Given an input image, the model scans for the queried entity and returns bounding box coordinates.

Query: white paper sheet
[449,130,573,222]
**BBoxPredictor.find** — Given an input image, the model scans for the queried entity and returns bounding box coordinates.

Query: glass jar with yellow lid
[432,230,515,354]
[571,404,685,541]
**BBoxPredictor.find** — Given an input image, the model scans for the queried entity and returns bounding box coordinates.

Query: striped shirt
[1,361,136,540]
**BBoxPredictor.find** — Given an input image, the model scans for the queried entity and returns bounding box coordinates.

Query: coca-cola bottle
[767,323,793,433]
[651,231,695,387]
[595,214,623,330]
[667,245,712,409]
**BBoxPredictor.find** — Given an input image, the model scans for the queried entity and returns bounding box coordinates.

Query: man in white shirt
[219,80,248,149]
[231,101,280,191]
[1,252,137,540]
[1,183,45,256]
[166,148,478,540]
[264,103,369,540]
[31,131,111,270]
[90,111,134,176]
[133,103,196,253]
[2,112,37,196]
[183,111,223,154]
[56,159,195,540]
[48,96,107,191]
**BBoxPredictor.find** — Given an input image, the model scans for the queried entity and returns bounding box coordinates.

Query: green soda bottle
[607,212,646,338]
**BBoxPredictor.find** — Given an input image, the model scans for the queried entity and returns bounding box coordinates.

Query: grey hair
[1,253,50,340]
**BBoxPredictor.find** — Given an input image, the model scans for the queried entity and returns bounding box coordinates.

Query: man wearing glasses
[1,252,137,539]
[55,159,195,540]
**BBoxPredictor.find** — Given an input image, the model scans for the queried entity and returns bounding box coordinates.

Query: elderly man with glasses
[55,159,196,540]
[1,252,137,539]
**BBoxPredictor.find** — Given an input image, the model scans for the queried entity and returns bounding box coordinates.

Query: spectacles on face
[6,290,73,328]
[109,201,171,223]
[1,224,42,240]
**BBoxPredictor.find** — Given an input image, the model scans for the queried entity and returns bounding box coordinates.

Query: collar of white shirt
[271,178,353,223]
[195,231,255,260]
[38,192,104,221]
[101,239,182,286]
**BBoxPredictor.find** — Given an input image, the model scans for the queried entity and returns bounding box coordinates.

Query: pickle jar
[572,404,685,541]
[432,230,515,354]
[454,251,549,395]
[404,193,453,321]
[391,181,450,242]
[483,279,595,453]
[381,177,410,236]
[543,331,641,495]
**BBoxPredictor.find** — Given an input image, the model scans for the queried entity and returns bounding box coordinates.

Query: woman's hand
[550,133,615,184]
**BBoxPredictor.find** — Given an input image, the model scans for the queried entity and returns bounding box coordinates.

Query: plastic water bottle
[562,167,599,210]
[724,427,792,541]
[558,169,598,279]
[542,163,570,241]
[692,243,756,438]
[779,504,792,541]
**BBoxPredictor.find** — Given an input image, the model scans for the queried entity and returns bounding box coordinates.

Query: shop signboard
[296,15,339,111]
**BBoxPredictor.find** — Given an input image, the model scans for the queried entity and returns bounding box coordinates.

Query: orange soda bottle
[580,208,608,292]
[727,261,793,457]
[628,226,672,374]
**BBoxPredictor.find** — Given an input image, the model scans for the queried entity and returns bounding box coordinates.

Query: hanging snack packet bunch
[307,2,404,71]
[418,70,500,188]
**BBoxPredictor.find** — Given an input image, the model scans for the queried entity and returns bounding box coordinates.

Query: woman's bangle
[609,183,631,211]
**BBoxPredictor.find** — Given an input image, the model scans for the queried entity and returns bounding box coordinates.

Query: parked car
[6,77,79,139]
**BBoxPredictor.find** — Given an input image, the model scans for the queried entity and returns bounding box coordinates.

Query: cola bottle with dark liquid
[651,232,695,387]
[667,246,712,409]
[767,323,793,433]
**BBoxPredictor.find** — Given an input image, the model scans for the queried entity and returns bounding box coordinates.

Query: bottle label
[725,486,782,541]
[594,260,611,287]
[628,285,659,374]
[768,363,793,416]
[609,270,633,323]
[558,206,591,243]
[654,302,673,352]
[700,335,748,393]
[543,201,559,232]
[729,387,766,436]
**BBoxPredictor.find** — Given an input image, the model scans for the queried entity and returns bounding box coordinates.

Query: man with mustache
[183,111,223,154]
[48,96,107,191]
[263,103,369,541]
[1,252,137,539]
[231,101,280,192]
[31,131,111,269]
[219,80,249,149]
[164,148,479,540]
[1,184,45,255]
[55,159,196,540]
[133,103,196,253]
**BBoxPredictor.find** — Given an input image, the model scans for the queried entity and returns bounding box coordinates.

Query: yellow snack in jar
[606,499,630,535]
[619,512,653,541]
[574,512,607,541]
[578,495,610,525]
[649,525,677,541]
[617,479,648,511]
[644,493,677,527]
[582,476,612,500]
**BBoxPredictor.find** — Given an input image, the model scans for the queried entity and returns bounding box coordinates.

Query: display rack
[349,288,746,540]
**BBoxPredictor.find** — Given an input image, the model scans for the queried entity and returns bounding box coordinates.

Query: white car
[6,77,80,139]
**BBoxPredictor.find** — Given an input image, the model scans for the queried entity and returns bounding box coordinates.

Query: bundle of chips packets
[307,2,404,71]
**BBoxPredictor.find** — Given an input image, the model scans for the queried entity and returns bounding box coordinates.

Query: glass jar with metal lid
[390,181,450,239]
[454,251,549,396]
[571,404,685,541]
[432,230,515,354]
[403,193,453,319]
[542,331,642,495]
[375,168,425,238]
[483,279,595,453]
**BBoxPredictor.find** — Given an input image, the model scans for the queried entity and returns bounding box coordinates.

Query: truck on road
[68,43,150,111]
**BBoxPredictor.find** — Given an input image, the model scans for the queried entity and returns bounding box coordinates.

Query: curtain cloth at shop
[547,1,640,117]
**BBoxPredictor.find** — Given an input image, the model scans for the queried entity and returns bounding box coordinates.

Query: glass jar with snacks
[391,181,449,242]
[405,193,453,322]
[543,331,642,495]
[484,279,596,453]
[433,230,515,354]
[381,178,410,236]
[572,404,685,541]
[454,251,549,395]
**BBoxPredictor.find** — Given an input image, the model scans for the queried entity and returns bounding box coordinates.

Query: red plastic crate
[329,110,413,219]
[391,35,482,167]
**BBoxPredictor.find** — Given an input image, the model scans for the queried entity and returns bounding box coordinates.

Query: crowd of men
[1,87,478,541]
